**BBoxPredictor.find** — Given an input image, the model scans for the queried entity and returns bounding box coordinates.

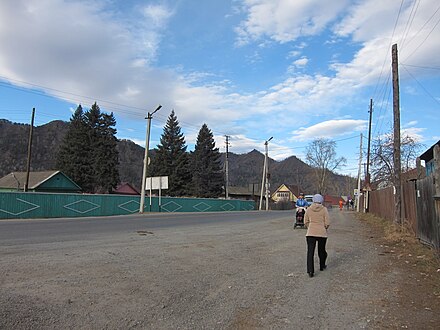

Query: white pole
[139,105,162,213]
[259,155,266,210]
[265,141,269,211]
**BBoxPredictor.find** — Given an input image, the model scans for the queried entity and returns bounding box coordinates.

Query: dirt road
[1,209,439,329]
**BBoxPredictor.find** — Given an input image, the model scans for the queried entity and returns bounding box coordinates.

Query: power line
[372,0,405,101]
[400,0,421,52]
[402,65,440,106]
[404,18,440,62]
[400,63,440,70]
[402,3,440,61]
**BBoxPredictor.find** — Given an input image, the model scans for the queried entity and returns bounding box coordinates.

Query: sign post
[146,176,169,212]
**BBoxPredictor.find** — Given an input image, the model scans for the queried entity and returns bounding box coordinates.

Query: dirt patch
[356,212,440,329]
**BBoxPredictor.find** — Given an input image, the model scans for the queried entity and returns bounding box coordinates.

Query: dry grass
[356,212,440,273]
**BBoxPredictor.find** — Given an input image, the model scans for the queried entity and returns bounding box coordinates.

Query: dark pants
[306,236,327,273]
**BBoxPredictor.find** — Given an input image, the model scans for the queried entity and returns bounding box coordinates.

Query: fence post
[433,145,440,196]
[434,145,440,253]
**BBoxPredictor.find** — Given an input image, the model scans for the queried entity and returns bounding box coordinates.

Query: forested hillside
[0,119,355,195]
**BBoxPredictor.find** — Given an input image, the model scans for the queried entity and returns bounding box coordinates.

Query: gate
[416,176,440,250]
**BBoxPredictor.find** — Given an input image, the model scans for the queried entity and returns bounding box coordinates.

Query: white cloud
[401,127,425,142]
[404,120,418,128]
[293,57,309,67]
[287,50,301,58]
[142,4,173,28]
[235,0,349,45]
[291,119,368,141]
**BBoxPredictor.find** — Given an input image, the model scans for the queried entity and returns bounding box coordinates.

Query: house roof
[420,140,440,161]
[113,182,140,195]
[0,170,81,191]
[272,183,303,196]
[228,186,261,197]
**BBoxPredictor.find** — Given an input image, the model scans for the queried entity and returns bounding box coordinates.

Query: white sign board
[146,176,169,190]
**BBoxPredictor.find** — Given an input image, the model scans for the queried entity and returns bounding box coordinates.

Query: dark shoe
[320,265,327,271]
[308,272,314,277]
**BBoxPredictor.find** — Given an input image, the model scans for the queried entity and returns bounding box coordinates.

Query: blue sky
[0,0,439,177]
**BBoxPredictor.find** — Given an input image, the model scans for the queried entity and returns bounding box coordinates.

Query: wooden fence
[367,177,439,251]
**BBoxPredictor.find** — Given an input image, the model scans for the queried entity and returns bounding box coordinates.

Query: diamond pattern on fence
[161,201,183,212]
[118,200,140,213]
[63,200,100,214]
[221,203,235,211]
[193,202,212,212]
[0,198,40,216]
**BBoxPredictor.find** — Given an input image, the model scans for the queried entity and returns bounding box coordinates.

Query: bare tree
[371,132,424,187]
[305,138,346,194]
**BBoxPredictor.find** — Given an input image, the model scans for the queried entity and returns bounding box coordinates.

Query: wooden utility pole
[392,43,402,225]
[357,133,363,212]
[225,135,230,199]
[366,99,373,185]
[365,99,373,212]
[24,108,35,192]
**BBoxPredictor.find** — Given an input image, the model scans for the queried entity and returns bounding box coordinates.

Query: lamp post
[259,137,273,211]
[139,104,162,213]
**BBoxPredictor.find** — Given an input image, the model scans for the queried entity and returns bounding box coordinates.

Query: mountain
[0,119,355,195]
[0,119,144,190]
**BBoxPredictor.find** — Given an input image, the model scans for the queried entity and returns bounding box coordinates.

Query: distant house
[228,186,260,202]
[271,184,303,203]
[419,140,440,177]
[0,170,82,193]
[323,195,342,208]
[112,182,140,195]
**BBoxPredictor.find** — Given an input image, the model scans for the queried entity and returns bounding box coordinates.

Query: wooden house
[0,170,82,193]
[271,184,303,203]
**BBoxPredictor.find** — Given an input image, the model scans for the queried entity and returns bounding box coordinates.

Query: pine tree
[85,103,120,193]
[57,103,119,193]
[192,124,224,198]
[57,105,94,191]
[149,110,191,196]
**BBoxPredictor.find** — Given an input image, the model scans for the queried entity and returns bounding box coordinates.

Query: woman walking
[304,194,330,278]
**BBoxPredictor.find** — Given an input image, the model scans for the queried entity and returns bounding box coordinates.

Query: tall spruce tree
[57,103,119,193]
[191,123,224,198]
[57,105,94,191]
[149,110,191,196]
[85,103,120,193]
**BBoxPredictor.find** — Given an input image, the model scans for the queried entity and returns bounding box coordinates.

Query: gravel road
[1,209,439,329]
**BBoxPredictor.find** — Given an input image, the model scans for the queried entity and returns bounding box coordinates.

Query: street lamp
[139,104,162,213]
[259,137,273,211]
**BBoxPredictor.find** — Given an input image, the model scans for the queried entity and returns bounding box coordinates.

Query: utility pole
[225,135,230,199]
[392,43,402,225]
[365,98,373,212]
[259,152,267,210]
[357,133,363,212]
[259,137,273,211]
[24,108,35,192]
[139,105,162,213]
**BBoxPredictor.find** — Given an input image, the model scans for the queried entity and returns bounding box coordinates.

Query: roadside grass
[356,212,440,273]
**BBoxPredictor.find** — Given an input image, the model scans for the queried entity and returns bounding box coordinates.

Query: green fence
[0,192,256,219]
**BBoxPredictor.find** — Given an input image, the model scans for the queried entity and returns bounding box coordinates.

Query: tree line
[57,105,224,197]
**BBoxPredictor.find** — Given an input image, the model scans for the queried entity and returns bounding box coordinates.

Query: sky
[0,0,439,178]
